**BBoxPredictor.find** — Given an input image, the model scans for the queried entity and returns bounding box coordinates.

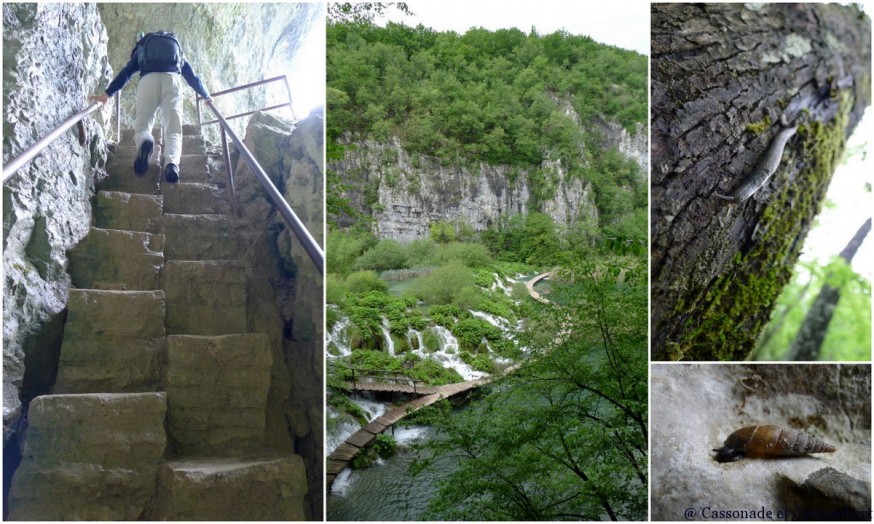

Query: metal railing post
[114,93,120,142]
[282,75,296,121]
[219,127,238,215]
[196,95,202,125]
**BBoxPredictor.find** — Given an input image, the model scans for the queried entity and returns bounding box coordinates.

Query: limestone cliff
[331,114,646,242]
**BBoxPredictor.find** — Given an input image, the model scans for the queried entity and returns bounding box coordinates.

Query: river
[327,424,457,521]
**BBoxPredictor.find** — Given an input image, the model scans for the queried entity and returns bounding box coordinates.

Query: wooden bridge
[326,376,487,487]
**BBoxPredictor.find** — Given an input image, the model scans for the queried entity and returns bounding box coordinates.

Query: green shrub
[351,448,376,469]
[328,229,376,276]
[326,273,348,305]
[410,260,476,304]
[353,238,410,271]
[405,239,437,266]
[408,358,463,385]
[373,433,398,458]
[421,328,442,352]
[346,270,389,294]
[433,242,492,267]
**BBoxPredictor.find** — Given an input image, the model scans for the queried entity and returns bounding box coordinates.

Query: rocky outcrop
[2,3,111,481]
[331,101,647,242]
[235,109,324,517]
[333,138,602,242]
[602,119,648,174]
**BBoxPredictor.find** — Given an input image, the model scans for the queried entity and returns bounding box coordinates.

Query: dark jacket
[105,49,210,99]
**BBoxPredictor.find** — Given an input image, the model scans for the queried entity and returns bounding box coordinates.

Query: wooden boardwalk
[526,271,553,304]
[327,377,487,487]
[344,380,438,395]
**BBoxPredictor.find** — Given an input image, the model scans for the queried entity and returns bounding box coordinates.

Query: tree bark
[784,217,871,361]
[650,3,871,360]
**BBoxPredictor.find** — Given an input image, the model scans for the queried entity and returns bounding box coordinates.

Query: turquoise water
[327,425,456,521]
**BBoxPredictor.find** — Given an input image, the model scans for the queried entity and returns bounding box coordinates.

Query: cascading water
[327,306,352,358]
[380,317,395,356]
[425,326,486,380]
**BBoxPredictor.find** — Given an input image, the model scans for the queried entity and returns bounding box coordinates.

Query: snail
[714,425,836,463]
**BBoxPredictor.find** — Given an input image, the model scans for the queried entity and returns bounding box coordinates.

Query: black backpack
[136,31,184,74]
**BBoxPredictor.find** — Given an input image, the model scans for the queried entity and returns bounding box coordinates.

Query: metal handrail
[2,102,102,183]
[204,100,324,275]
[196,75,295,126]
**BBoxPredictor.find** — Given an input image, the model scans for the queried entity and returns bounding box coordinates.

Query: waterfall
[381,317,395,356]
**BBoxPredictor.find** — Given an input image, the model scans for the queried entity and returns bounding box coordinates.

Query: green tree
[412,253,647,521]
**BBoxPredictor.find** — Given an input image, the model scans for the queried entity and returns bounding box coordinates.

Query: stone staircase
[8,126,307,520]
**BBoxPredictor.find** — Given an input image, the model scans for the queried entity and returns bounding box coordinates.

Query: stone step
[182,123,202,136]
[150,455,307,520]
[119,127,162,145]
[68,228,164,290]
[162,182,228,215]
[166,333,271,455]
[181,134,207,153]
[176,154,212,183]
[162,214,233,261]
[163,260,247,335]
[101,145,162,195]
[8,392,167,520]
[54,290,166,393]
[96,191,163,233]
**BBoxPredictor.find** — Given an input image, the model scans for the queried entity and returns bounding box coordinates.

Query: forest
[327,18,648,241]
[326,13,648,521]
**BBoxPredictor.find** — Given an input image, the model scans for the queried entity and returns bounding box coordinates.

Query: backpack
[136,31,184,74]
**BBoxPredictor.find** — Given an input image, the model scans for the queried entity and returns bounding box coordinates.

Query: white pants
[134,72,183,166]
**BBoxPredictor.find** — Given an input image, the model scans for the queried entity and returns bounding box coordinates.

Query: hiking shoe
[133,140,153,175]
[165,163,180,183]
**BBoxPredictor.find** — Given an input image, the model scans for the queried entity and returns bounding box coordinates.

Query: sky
[379,0,650,55]
[799,109,873,279]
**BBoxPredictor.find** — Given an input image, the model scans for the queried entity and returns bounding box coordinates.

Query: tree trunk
[650,3,871,360]
[784,217,871,361]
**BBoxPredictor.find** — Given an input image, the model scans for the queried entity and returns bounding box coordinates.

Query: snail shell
[714,425,836,463]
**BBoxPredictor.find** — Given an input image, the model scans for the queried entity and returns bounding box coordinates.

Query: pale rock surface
[3,2,111,440]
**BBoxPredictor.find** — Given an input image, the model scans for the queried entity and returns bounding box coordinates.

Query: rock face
[651,364,870,521]
[333,138,601,242]
[331,112,646,242]
[2,2,111,477]
[234,109,325,517]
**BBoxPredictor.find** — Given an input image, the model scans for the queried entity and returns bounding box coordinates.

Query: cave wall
[97,3,322,142]
[2,1,111,463]
[234,110,324,517]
